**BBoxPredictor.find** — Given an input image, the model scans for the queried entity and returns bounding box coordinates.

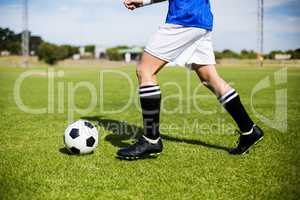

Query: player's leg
[193,64,255,133]
[117,51,167,159]
[136,51,166,140]
[193,64,264,155]
[117,24,212,159]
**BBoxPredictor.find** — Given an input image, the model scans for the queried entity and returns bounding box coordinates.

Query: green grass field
[0,62,299,200]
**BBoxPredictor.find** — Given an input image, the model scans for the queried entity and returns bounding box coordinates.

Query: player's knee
[201,76,231,96]
[136,64,153,80]
[199,74,225,92]
[199,74,213,87]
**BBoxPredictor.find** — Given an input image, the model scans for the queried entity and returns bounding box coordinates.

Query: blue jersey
[166,0,213,31]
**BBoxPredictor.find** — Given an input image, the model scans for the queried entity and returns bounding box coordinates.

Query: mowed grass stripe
[0,65,299,200]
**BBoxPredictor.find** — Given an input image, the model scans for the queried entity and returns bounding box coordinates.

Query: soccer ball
[64,120,99,154]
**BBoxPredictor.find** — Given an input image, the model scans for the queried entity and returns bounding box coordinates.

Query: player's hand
[123,0,143,10]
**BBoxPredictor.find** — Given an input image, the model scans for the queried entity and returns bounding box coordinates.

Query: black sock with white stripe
[139,85,161,140]
[219,89,254,133]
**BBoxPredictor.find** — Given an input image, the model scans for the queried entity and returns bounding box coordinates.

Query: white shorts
[145,24,216,67]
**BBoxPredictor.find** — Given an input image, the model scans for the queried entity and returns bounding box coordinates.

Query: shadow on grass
[82,115,230,152]
[59,147,95,156]
[59,147,72,155]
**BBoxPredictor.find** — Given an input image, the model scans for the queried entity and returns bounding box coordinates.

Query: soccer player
[117,0,264,159]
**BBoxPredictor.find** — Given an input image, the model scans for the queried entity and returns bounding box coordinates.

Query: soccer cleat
[116,136,163,160]
[229,125,264,155]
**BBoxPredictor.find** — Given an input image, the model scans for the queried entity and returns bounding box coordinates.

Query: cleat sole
[117,152,161,160]
[149,153,160,157]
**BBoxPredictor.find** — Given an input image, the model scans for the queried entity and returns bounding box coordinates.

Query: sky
[0,0,299,52]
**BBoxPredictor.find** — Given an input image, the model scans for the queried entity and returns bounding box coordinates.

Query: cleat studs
[116,152,162,160]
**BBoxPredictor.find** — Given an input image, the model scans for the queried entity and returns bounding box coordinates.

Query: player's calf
[218,89,264,154]
[116,84,163,159]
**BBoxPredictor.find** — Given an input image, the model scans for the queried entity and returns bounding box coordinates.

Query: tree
[0,27,21,54]
[37,43,59,65]
[293,49,300,59]
[286,49,300,59]
[37,42,79,65]
[267,50,284,59]
[240,50,257,59]
[214,51,222,59]
[85,45,95,55]
[6,41,21,54]
[0,27,44,55]
[61,45,79,57]
[106,46,128,61]
[221,49,240,59]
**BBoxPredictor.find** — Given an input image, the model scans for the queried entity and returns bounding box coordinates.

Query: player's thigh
[137,51,167,78]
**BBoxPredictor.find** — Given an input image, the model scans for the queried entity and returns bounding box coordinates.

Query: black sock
[139,85,161,140]
[219,89,254,133]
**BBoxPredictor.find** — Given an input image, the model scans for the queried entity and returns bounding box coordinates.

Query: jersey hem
[165,21,213,31]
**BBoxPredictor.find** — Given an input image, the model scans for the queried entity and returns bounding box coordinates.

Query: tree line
[1,27,299,65]
[0,27,81,65]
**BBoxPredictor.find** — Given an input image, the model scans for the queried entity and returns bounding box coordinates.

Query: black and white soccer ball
[64,120,99,154]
